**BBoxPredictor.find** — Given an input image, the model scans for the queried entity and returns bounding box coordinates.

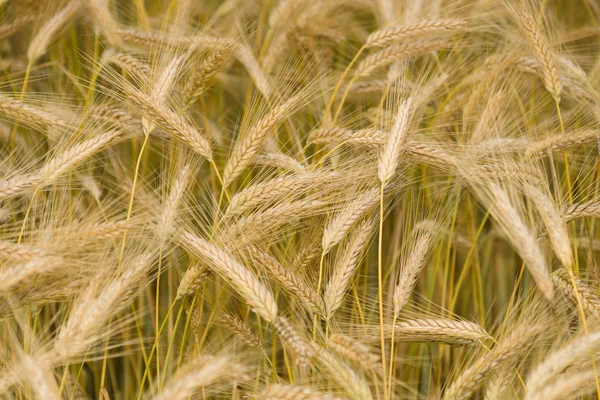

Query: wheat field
[1,0,600,399]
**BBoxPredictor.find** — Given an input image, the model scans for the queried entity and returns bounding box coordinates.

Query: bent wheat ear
[523,183,572,269]
[376,318,488,346]
[53,251,156,361]
[126,88,212,159]
[562,199,600,222]
[356,40,450,77]
[328,333,380,372]
[487,183,553,300]
[273,316,315,368]
[108,53,152,80]
[0,94,68,132]
[308,127,387,146]
[252,152,306,173]
[257,383,345,400]
[526,369,598,400]
[180,232,278,322]
[247,247,324,315]
[552,268,600,320]
[526,330,600,396]
[443,324,542,400]
[153,355,247,400]
[525,129,600,158]
[0,130,121,200]
[41,130,122,181]
[227,171,334,217]
[366,18,468,48]
[0,256,63,294]
[218,312,266,356]
[313,345,373,400]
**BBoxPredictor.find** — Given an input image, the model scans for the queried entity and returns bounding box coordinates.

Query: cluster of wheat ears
[3,0,600,399]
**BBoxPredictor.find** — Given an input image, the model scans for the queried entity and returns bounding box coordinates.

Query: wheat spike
[28,1,82,62]
[356,40,450,77]
[515,10,562,102]
[247,246,325,315]
[523,183,573,269]
[325,218,375,318]
[180,232,278,322]
[366,18,468,48]
[378,97,413,184]
[443,324,542,400]
[223,93,305,187]
[393,228,434,315]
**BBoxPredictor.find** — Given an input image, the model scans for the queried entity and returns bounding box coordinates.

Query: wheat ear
[176,262,208,299]
[180,232,278,322]
[256,384,345,400]
[378,97,413,184]
[313,345,374,400]
[183,43,236,105]
[247,247,325,315]
[488,183,553,300]
[443,324,542,400]
[376,318,488,346]
[127,88,212,159]
[153,355,247,400]
[28,1,82,62]
[552,268,600,320]
[0,94,68,132]
[393,228,434,315]
[223,93,305,187]
[366,18,468,48]
[526,330,600,396]
[328,333,381,372]
[356,40,450,78]
[325,218,375,318]
[523,183,573,269]
[515,11,562,102]
[322,188,379,253]
[562,199,600,222]
[218,312,266,356]
[272,316,315,368]
[527,369,598,400]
